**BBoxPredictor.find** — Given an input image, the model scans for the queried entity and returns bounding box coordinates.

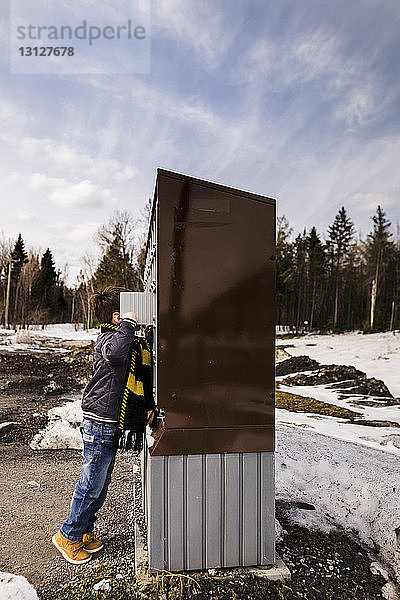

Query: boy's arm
[101,315,137,365]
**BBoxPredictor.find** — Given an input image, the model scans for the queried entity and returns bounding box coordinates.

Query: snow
[24,323,99,341]
[276,423,400,585]
[93,579,111,592]
[0,323,98,341]
[0,572,38,600]
[277,331,400,397]
[0,323,98,354]
[276,382,400,456]
[30,396,83,450]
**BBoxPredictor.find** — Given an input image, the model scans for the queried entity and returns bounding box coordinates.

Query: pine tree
[92,237,139,290]
[326,207,355,329]
[365,206,394,330]
[306,227,326,329]
[32,248,58,321]
[293,231,308,330]
[276,216,294,326]
[11,234,28,280]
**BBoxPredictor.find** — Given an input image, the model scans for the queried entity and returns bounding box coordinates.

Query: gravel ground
[0,445,137,594]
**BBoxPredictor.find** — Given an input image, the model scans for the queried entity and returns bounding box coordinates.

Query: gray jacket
[81,318,138,423]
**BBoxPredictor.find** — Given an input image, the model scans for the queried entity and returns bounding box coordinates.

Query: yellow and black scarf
[100,322,153,451]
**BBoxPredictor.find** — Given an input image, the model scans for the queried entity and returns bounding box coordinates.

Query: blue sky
[1,0,400,284]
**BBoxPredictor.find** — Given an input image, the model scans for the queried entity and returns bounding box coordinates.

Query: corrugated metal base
[145,452,275,571]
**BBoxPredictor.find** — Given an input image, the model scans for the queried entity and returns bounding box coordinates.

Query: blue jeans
[61,418,118,541]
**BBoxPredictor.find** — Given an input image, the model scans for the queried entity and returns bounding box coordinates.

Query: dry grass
[276,390,359,419]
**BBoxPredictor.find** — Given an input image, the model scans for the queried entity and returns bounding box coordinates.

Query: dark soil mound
[333,377,393,398]
[276,355,321,376]
[351,419,400,428]
[0,414,48,444]
[282,364,393,398]
[274,499,387,600]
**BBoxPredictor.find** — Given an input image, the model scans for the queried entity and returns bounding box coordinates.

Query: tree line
[1,203,398,333]
[277,205,400,332]
[0,209,147,329]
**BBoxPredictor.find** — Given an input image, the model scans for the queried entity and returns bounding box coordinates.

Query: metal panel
[147,451,275,572]
[224,454,241,567]
[243,453,259,566]
[120,291,155,326]
[150,169,275,455]
[260,452,275,564]
[147,456,164,571]
[186,455,203,570]
[204,455,222,567]
[167,456,185,570]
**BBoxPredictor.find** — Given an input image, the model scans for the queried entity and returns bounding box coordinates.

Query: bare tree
[0,232,12,322]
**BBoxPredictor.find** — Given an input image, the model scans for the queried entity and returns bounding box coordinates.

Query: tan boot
[52,530,92,565]
[83,531,104,553]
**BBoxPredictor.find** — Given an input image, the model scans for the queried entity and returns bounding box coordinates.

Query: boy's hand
[122,312,138,322]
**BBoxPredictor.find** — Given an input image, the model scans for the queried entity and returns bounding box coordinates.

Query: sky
[1,0,400,285]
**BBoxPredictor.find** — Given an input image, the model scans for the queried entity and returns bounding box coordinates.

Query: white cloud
[50,180,102,207]
[154,0,239,71]
[29,173,66,190]
[292,31,340,83]
[347,192,398,213]
[63,222,99,243]
[27,172,116,209]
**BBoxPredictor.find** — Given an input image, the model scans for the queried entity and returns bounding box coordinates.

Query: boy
[52,286,155,565]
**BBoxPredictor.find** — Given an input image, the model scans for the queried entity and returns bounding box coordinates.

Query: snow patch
[0,572,39,600]
[11,330,33,345]
[276,423,400,584]
[93,579,111,592]
[30,397,83,450]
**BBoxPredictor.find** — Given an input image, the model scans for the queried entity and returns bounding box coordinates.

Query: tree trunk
[4,259,12,328]
[390,299,395,331]
[310,279,316,329]
[370,278,377,329]
[370,256,380,330]
[70,292,75,323]
[333,273,339,328]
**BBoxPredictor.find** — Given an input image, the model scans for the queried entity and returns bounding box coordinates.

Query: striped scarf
[100,322,153,452]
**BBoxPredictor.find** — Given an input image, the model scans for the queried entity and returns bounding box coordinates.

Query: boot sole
[85,544,104,554]
[52,534,92,565]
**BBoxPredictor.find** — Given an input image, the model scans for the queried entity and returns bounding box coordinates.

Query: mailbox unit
[120,168,276,571]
